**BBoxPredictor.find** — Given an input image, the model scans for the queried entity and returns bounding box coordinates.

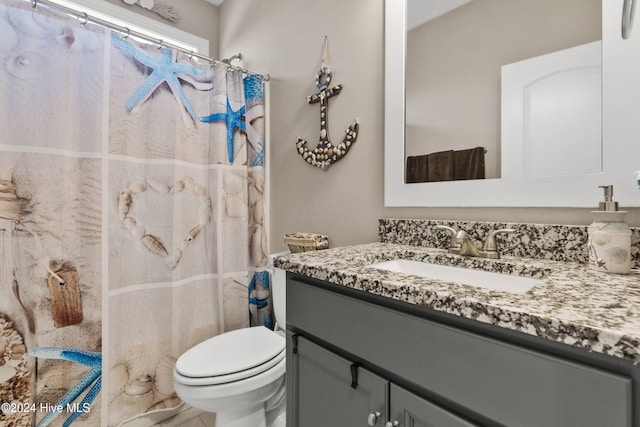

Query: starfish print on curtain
[111,33,213,124]
[244,74,266,167]
[200,99,246,163]
[29,347,102,427]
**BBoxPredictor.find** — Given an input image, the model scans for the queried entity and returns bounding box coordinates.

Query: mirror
[405,0,601,183]
[384,0,640,207]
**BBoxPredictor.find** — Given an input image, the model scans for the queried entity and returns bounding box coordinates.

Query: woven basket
[284,233,329,253]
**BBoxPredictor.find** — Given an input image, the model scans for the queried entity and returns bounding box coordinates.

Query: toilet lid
[175,326,285,378]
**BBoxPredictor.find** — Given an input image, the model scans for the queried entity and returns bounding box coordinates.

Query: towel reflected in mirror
[406,146,486,183]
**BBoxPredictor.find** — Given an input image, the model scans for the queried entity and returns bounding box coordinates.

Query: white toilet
[173,263,288,427]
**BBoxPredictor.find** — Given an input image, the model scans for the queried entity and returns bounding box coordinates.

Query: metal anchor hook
[296,38,359,170]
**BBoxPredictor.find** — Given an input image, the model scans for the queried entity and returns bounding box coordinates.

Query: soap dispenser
[588,185,631,274]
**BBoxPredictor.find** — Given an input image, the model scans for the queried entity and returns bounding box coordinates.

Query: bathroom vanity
[276,224,640,427]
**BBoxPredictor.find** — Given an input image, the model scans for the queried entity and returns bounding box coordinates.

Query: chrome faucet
[435,225,515,259]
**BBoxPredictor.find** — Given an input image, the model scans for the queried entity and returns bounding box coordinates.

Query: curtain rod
[25,0,270,81]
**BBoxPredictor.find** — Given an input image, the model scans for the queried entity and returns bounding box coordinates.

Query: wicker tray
[284,233,329,253]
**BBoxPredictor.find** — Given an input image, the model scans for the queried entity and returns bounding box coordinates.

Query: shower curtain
[0,1,269,426]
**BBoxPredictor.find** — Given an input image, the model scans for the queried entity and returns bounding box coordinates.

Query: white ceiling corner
[407,0,472,31]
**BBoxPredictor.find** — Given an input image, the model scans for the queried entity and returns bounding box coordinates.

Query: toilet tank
[269,252,289,329]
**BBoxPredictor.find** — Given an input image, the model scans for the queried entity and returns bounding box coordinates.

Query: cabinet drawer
[288,278,632,427]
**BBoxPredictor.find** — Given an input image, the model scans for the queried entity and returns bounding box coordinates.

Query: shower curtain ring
[157,40,164,50]
[31,0,37,10]
[122,27,130,39]
[79,12,88,26]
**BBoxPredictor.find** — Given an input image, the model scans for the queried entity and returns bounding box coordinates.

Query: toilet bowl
[174,256,288,427]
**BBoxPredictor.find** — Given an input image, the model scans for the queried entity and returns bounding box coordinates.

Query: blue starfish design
[244,74,266,167]
[29,347,102,427]
[200,99,246,163]
[244,74,264,106]
[111,33,211,122]
[251,142,264,167]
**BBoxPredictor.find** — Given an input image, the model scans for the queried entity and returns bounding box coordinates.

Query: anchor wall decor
[296,37,359,170]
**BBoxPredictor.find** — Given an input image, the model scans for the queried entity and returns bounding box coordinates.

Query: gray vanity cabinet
[289,335,476,427]
[286,274,636,427]
[290,336,387,426]
[389,384,476,427]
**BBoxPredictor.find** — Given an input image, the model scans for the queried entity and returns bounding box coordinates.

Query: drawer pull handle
[367,411,381,426]
[350,363,361,389]
[385,422,399,427]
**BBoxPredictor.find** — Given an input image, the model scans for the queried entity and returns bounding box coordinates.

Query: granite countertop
[274,242,640,364]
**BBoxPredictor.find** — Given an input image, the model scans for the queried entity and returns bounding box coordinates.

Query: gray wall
[406,0,601,179]
[116,0,640,251]
[219,0,640,253]
[219,0,387,252]
[102,0,220,57]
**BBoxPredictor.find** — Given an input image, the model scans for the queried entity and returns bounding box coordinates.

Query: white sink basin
[367,259,541,294]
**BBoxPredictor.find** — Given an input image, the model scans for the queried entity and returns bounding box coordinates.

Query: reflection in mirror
[405,0,602,183]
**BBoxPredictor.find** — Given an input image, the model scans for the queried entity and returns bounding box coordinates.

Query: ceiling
[202,0,469,27]
[407,0,472,30]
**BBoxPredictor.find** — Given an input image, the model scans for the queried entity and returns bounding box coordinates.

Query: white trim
[48,0,209,54]
[384,0,640,208]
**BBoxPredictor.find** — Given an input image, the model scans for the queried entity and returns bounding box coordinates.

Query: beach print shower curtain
[0,0,269,425]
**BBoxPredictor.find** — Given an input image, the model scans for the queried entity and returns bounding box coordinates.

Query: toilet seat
[175,326,285,386]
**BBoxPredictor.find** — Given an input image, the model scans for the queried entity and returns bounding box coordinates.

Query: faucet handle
[482,228,515,252]
[434,225,459,249]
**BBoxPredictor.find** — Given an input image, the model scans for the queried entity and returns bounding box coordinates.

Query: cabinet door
[389,384,478,427]
[291,336,388,427]
[288,279,632,426]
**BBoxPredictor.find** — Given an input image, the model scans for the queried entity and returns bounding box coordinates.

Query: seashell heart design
[118,177,212,270]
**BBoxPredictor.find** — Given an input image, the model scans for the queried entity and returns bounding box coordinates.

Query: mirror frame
[384,0,639,208]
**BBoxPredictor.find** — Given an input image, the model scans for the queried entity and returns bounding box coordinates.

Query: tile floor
[151,407,215,427]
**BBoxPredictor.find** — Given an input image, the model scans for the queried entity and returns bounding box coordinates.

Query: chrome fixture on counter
[435,226,515,259]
